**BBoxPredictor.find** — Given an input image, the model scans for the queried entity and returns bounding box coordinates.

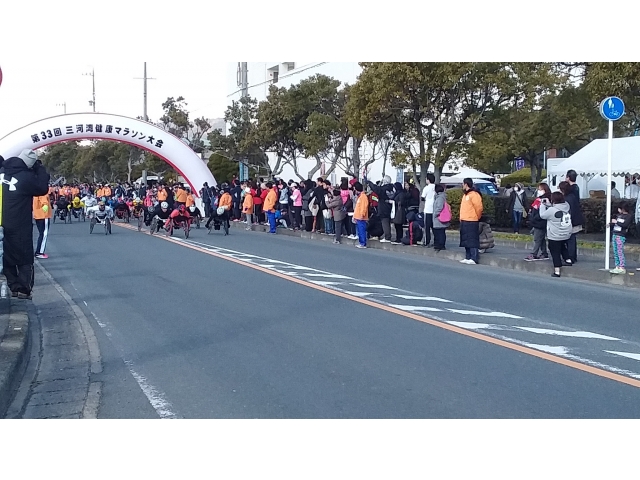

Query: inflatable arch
[0,113,217,196]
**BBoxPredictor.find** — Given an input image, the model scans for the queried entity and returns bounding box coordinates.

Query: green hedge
[475,196,638,237]
[445,189,495,227]
[499,168,547,187]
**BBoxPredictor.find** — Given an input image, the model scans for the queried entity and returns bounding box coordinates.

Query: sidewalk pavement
[0,282,30,417]
[228,221,640,289]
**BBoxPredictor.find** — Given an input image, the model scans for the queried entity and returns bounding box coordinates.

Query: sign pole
[605,119,613,271]
[599,96,624,272]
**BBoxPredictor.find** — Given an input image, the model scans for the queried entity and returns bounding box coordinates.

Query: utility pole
[134,62,156,122]
[237,62,249,180]
[83,68,96,112]
[56,102,67,114]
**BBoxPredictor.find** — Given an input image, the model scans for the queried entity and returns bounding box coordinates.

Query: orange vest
[175,188,188,203]
[103,186,112,197]
[157,189,168,201]
[186,194,195,207]
[33,195,52,220]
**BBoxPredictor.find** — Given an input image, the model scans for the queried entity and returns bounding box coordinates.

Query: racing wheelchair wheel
[149,218,157,236]
[165,220,174,237]
[66,211,72,224]
[125,210,131,224]
[89,217,96,234]
[105,217,112,235]
[195,216,201,229]
[81,210,86,222]
[223,219,229,236]
[137,214,143,232]
[184,219,191,239]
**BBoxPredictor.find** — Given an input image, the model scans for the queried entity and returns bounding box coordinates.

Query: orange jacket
[218,192,232,211]
[175,188,188,203]
[354,192,369,221]
[103,186,112,197]
[459,190,483,221]
[185,194,195,207]
[71,187,80,197]
[33,194,52,220]
[242,193,254,213]
[157,189,168,201]
[263,189,277,213]
[96,188,105,198]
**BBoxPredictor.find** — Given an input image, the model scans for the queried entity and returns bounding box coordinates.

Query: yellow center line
[114,222,640,390]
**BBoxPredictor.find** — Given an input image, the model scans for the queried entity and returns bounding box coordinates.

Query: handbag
[438,202,452,223]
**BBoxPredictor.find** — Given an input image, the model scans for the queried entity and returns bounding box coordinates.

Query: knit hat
[18,149,38,169]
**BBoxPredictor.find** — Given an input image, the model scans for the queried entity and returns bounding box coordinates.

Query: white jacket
[421,183,435,214]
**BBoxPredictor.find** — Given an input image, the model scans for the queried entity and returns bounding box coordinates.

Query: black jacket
[1,157,50,265]
[528,196,549,230]
[564,184,584,227]
[368,181,394,218]
[230,185,242,205]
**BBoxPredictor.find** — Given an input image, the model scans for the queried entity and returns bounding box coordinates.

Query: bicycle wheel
[89,218,96,234]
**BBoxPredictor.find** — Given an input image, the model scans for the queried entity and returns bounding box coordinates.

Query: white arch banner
[0,113,217,196]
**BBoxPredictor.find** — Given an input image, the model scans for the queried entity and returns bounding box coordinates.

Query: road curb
[229,221,640,289]
[0,293,30,418]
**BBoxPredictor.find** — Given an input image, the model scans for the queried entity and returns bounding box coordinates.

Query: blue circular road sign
[600,96,625,121]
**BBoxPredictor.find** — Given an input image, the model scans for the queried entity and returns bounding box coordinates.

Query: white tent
[554,136,640,176]
[441,168,493,181]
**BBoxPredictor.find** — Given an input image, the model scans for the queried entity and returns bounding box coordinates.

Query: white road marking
[350,283,398,290]
[387,304,442,312]
[341,291,374,297]
[447,309,523,319]
[304,273,353,279]
[124,360,177,419]
[309,281,342,287]
[392,295,453,303]
[521,343,570,356]
[516,327,619,341]
[605,351,640,362]
[446,321,498,330]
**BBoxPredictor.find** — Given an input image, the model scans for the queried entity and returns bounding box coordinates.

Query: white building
[226,62,471,184]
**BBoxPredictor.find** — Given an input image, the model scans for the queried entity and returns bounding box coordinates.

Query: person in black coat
[1,150,50,298]
[559,181,584,264]
[230,180,242,220]
[367,176,395,242]
[392,182,408,243]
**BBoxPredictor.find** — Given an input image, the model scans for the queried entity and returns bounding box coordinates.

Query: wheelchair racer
[87,201,114,221]
[168,204,191,229]
[150,201,172,233]
[206,183,232,231]
[55,195,70,220]
[68,196,85,218]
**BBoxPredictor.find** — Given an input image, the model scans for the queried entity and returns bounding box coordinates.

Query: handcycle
[132,205,145,231]
[70,206,85,222]
[114,206,131,223]
[164,215,192,239]
[53,205,72,224]
[88,211,112,235]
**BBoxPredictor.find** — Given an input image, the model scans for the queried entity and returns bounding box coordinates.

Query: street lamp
[83,68,96,112]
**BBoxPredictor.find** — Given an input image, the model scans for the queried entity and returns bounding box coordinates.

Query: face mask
[514,187,520,192]
[537,190,545,197]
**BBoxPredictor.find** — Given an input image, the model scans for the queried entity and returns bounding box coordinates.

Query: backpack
[438,202,452,223]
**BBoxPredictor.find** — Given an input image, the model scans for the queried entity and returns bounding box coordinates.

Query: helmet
[216,207,225,216]
[178,205,186,213]
[161,202,169,209]
[98,202,105,211]
[189,206,196,213]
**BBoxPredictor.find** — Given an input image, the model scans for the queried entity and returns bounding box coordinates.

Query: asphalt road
[35,218,640,418]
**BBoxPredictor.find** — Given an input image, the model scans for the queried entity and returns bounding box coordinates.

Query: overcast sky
[0,58,229,138]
